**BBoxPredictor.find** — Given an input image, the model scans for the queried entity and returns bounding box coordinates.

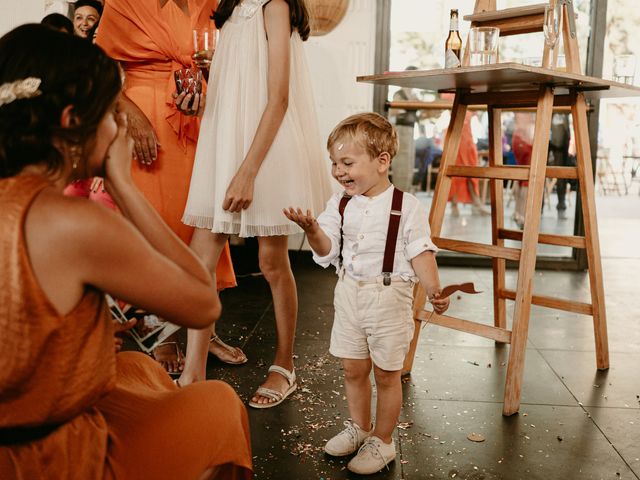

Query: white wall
[0,0,44,37]
[304,0,377,147]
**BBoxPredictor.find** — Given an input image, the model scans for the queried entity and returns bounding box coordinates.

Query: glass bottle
[445,9,463,68]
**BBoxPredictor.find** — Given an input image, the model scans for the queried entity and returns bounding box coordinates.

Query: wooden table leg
[503,86,554,416]
[489,107,507,332]
[403,92,468,376]
[572,93,609,370]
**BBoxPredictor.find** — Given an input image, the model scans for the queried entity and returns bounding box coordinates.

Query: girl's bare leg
[250,235,297,405]
[178,228,244,385]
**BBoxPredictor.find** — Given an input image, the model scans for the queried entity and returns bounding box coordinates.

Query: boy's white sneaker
[347,435,396,475]
[324,420,372,456]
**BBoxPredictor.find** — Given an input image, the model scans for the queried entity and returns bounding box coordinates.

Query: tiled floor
[177,193,639,479]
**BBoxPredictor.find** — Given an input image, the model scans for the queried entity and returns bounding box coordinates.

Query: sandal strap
[268,365,295,386]
[255,387,283,401]
[210,335,236,354]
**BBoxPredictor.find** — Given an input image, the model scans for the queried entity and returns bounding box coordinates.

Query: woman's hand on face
[173,91,205,117]
[222,170,254,213]
[119,96,159,166]
[104,112,134,189]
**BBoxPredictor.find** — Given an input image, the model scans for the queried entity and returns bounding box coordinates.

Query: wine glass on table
[192,27,215,79]
[543,3,561,51]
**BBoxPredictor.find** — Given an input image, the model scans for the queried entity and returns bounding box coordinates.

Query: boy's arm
[411,251,449,314]
[283,208,332,256]
[403,196,449,314]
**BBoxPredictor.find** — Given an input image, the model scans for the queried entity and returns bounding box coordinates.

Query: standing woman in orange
[447,111,489,216]
[97,0,247,373]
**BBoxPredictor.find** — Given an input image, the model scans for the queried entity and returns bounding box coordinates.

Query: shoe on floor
[557,208,568,220]
[248,365,297,409]
[347,436,396,475]
[324,420,372,457]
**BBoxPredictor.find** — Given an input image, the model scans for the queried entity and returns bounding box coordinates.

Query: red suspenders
[337,188,404,285]
[338,194,351,269]
[382,187,404,285]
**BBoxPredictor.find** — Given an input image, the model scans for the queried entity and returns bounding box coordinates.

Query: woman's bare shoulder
[26,188,124,248]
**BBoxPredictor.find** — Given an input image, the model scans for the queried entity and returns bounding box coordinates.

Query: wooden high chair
[397,0,609,415]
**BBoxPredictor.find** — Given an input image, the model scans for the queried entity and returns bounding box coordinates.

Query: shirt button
[352,255,356,260]
[364,210,370,215]
[359,234,364,240]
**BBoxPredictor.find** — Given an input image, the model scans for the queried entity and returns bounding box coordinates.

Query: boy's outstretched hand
[429,292,450,315]
[283,207,319,233]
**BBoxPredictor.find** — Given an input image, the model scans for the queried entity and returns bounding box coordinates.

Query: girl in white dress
[178,0,333,408]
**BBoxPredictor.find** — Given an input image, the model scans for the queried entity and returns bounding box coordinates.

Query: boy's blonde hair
[327,112,399,160]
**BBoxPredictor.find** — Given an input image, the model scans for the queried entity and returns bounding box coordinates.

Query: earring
[69,144,82,170]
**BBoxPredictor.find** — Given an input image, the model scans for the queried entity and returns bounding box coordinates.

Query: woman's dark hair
[74,0,104,17]
[0,24,121,178]
[41,13,74,35]
[213,0,310,41]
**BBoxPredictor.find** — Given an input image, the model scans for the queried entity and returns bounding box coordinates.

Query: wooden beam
[434,237,521,261]
[445,165,577,180]
[499,288,593,315]
[473,15,544,36]
[416,311,512,344]
[498,228,586,248]
[446,165,530,180]
[546,166,578,178]
[464,4,546,22]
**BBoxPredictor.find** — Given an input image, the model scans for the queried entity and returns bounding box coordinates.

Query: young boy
[284,112,449,474]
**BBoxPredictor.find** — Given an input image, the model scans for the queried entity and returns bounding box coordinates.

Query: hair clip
[0,77,42,107]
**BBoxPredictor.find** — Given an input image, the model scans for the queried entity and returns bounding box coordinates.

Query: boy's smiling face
[329,135,392,197]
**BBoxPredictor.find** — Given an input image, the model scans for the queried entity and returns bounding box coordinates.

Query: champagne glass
[543,3,561,49]
[192,28,216,74]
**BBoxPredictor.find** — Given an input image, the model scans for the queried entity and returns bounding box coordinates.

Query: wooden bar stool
[357,0,636,416]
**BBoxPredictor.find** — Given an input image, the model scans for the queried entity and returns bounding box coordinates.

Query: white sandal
[248,365,297,409]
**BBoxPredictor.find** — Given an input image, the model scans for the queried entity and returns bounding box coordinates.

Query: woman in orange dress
[0,24,252,479]
[96,0,247,371]
[443,107,488,216]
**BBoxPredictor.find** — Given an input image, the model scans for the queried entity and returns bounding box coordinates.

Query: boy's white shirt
[312,185,438,282]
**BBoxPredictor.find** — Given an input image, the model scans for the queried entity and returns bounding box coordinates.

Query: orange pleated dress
[0,175,253,479]
[97,0,235,290]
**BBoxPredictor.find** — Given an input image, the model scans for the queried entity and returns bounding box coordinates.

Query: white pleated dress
[182,0,334,237]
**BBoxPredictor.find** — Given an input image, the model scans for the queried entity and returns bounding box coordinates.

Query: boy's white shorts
[329,273,415,371]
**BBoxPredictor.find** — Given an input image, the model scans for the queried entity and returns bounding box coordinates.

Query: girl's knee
[258,254,290,283]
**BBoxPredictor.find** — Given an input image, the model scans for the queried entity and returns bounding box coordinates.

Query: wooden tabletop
[358,63,640,99]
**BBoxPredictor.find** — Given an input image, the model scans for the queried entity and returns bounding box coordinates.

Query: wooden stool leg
[572,94,609,370]
[403,284,427,375]
[403,93,468,376]
[489,107,507,331]
[503,87,554,416]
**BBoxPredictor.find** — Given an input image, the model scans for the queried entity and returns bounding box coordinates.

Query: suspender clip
[383,272,391,286]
